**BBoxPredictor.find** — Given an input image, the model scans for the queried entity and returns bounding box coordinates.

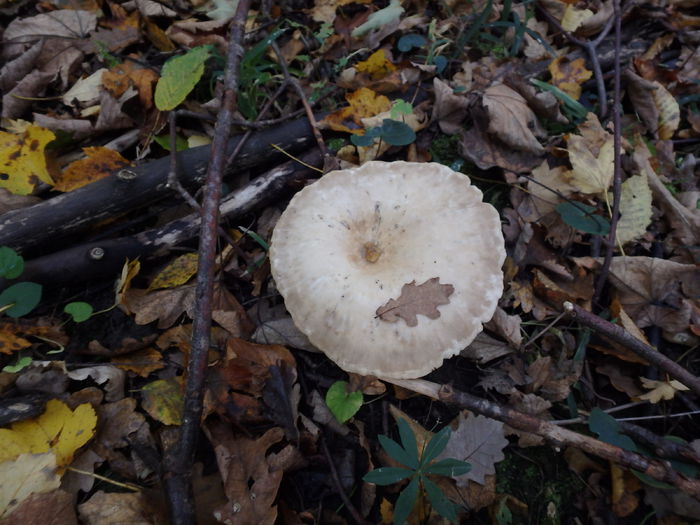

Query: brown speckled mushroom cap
[269,161,505,379]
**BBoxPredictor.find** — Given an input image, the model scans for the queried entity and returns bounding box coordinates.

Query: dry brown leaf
[375,277,454,327]
[564,113,613,197]
[482,83,545,154]
[205,422,285,525]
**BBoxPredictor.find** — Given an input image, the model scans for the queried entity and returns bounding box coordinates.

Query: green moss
[495,447,586,525]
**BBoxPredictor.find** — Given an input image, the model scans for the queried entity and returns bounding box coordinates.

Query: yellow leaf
[548,57,592,100]
[638,377,689,403]
[319,87,391,133]
[141,377,183,425]
[54,147,131,192]
[0,400,97,469]
[564,113,613,196]
[115,258,141,313]
[561,4,593,32]
[616,174,652,244]
[148,252,198,291]
[0,125,55,195]
[355,49,396,80]
[652,81,680,140]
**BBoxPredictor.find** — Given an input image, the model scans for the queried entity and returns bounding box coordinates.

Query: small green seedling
[325,380,363,423]
[364,418,471,524]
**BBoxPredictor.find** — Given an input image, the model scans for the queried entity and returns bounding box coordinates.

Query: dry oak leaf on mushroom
[270,161,506,379]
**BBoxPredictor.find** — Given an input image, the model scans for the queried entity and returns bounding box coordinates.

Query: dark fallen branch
[12,149,321,288]
[0,116,316,253]
[564,302,700,397]
[389,378,700,499]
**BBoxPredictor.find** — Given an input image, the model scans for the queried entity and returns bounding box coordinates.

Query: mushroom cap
[269,161,506,379]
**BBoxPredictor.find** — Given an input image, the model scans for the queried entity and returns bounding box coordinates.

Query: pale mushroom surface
[270,161,506,379]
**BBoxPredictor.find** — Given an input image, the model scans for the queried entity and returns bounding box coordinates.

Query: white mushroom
[269,161,506,379]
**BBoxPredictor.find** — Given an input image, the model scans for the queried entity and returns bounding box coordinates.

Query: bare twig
[564,302,700,396]
[386,378,700,498]
[163,2,251,523]
[593,0,623,304]
[319,437,372,525]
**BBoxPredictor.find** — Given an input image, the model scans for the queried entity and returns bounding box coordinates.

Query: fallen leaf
[355,49,396,80]
[319,87,391,134]
[638,377,689,403]
[482,83,545,154]
[0,488,77,525]
[141,377,183,425]
[548,57,592,99]
[77,490,164,525]
[436,412,508,486]
[206,422,285,525]
[564,113,613,197]
[54,147,131,192]
[148,252,198,291]
[376,277,454,327]
[0,125,55,195]
[616,174,653,244]
[0,452,60,520]
[0,400,97,469]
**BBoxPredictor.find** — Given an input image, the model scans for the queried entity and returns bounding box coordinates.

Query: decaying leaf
[482,83,545,154]
[548,56,592,99]
[616,174,653,245]
[147,252,198,291]
[376,277,454,327]
[0,125,55,195]
[564,113,613,197]
[0,452,60,520]
[436,412,508,486]
[54,147,131,192]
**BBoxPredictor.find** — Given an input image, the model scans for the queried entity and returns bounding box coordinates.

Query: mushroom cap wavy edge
[269,161,506,379]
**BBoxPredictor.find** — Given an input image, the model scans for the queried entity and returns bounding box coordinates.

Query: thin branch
[386,378,700,499]
[593,0,623,304]
[163,2,251,524]
[564,302,700,396]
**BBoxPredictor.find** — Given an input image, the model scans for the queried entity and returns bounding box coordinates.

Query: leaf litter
[0,0,699,523]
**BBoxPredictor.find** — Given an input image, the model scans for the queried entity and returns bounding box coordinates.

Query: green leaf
[397,34,426,52]
[424,458,472,477]
[0,282,42,318]
[153,134,188,152]
[393,476,419,525]
[630,469,674,489]
[421,426,451,466]
[325,381,363,423]
[379,119,416,146]
[397,418,419,467]
[2,356,32,373]
[155,46,213,111]
[423,476,458,522]
[350,126,382,147]
[390,99,413,119]
[0,246,24,279]
[589,407,637,452]
[363,466,414,485]
[379,434,419,470]
[64,301,93,322]
[556,201,610,235]
[495,497,513,525]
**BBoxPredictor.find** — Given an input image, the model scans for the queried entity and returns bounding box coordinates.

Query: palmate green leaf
[393,476,419,525]
[363,466,413,485]
[155,46,213,110]
[424,458,472,477]
[0,282,42,318]
[589,407,637,452]
[379,434,419,470]
[0,246,24,279]
[423,476,459,522]
[397,419,419,468]
[421,426,451,466]
[556,201,610,235]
